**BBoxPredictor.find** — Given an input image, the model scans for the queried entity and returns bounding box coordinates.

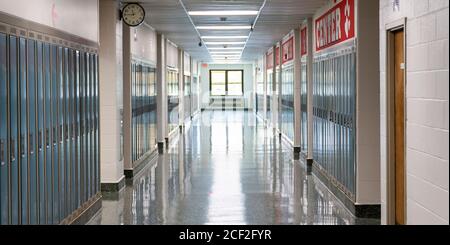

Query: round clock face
[122,3,145,27]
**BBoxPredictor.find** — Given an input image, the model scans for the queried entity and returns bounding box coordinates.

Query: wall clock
[122,3,145,27]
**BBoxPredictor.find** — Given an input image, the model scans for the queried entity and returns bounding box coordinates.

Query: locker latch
[10,138,15,162]
[20,135,25,158]
[38,130,43,152]
[29,133,34,155]
[0,139,4,165]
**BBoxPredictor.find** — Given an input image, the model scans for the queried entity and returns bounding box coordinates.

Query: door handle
[46,128,50,148]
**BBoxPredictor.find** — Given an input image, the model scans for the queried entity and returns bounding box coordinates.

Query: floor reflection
[88,111,379,225]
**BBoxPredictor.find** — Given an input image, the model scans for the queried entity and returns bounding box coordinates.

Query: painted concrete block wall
[200,63,255,109]
[0,0,99,42]
[166,41,179,68]
[130,24,157,64]
[379,0,449,225]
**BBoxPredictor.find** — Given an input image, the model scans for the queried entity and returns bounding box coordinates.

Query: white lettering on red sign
[315,0,355,52]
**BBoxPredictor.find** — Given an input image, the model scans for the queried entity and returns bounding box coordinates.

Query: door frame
[385,18,407,225]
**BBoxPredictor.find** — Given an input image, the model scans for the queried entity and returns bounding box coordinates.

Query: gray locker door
[43,43,52,223]
[18,37,28,224]
[0,33,8,225]
[36,41,46,224]
[9,35,19,225]
[57,47,65,219]
[27,39,38,224]
[51,44,59,224]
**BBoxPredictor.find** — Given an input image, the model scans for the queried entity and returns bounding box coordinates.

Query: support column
[277,43,283,136]
[179,49,184,128]
[99,0,125,191]
[294,28,301,156]
[272,45,278,132]
[157,33,167,153]
[306,18,314,165]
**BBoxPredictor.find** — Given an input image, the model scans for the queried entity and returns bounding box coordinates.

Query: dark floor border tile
[311,162,381,219]
[101,176,125,192]
[64,193,102,225]
[124,149,158,179]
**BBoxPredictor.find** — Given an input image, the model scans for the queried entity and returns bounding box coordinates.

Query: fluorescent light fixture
[210,51,242,54]
[202,36,249,39]
[211,56,241,58]
[189,11,258,16]
[208,47,244,50]
[205,42,246,45]
[196,25,252,30]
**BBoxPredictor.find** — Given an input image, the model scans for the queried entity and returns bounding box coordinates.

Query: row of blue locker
[0,32,99,224]
[131,62,157,165]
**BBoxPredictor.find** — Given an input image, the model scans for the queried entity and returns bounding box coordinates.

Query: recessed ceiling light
[189,11,258,16]
[196,25,252,30]
[202,36,249,39]
[205,42,246,45]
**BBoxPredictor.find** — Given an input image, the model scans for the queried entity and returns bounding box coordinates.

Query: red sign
[301,27,307,56]
[315,0,355,52]
[275,47,280,66]
[266,50,273,70]
[282,37,294,64]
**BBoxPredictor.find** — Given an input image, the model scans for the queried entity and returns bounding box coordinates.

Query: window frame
[209,69,244,96]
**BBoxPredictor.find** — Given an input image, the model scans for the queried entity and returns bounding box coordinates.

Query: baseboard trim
[101,175,126,192]
[61,193,102,225]
[311,162,381,219]
[124,149,159,179]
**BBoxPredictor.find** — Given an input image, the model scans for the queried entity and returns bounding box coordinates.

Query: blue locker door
[43,43,52,223]
[68,49,76,214]
[75,51,80,208]
[36,41,46,224]
[50,44,59,224]
[94,54,99,194]
[9,36,19,225]
[63,48,70,215]
[59,47,67,219]
[86,53,91,198]
[27,39,38,225]
[79,52,86,203]
[18,37,28,225]
[0,33,8,225]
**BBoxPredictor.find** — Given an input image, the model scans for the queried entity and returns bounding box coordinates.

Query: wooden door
[394,29,405,225]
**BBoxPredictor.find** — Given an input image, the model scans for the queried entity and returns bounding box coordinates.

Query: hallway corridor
[88,111,378,225]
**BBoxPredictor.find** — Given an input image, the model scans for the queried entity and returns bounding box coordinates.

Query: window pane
[211,71,226,96]
[227,70,242,95]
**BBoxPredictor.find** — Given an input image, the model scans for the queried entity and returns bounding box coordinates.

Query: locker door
[94,54,100,193]
[43,43,52,223]
[51,44,59,224]
[18,37,28,224]
[74,51,80,208]
[9,36,19,225]
[63,47,70,217]
[57,47,66,220]
[79,52,85,203]
[27,39,38,225]
[69,49,76,212]
[88,53,94,197]
[0,33,8,225]
[85,53,91,199]
[36,41,46,224]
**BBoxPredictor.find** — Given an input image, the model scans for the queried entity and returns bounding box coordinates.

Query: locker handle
[10,139,16,162]
[38,131,43,152]
[20,135,25,158]
[29,133,34,155]
[45,128,50,148]
[0,139,4,165]
[53,127,57,145]
[59,125,63,143]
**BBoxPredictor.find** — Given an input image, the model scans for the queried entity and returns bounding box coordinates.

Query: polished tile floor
[88,111,379,225]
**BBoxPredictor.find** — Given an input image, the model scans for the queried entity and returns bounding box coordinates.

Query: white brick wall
[380,0,449,225]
